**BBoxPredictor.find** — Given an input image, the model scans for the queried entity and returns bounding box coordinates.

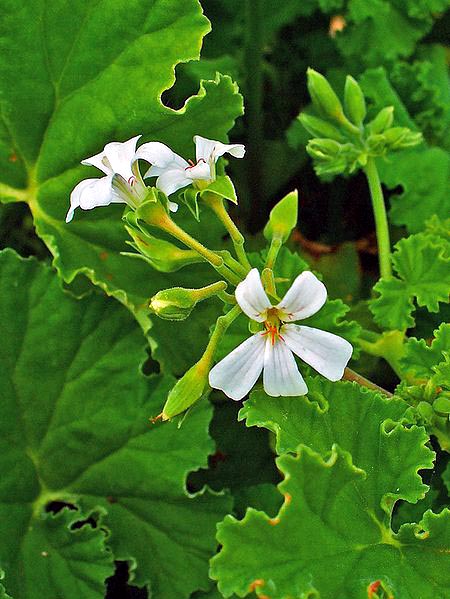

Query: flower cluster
[66,135,245,222]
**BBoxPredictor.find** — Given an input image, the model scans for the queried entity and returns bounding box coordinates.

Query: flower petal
[235,268,272,322]
[134,142,188,169]
[194,135,245,163]
[66,176,123,223]
[263,338,308,396]
[103,135,141,179]
[185,160,211,181]
[208,333,266,400]
[168,201,179,212]
[282,324,353,381]
[155,167,192,196]
[276,271,327,321]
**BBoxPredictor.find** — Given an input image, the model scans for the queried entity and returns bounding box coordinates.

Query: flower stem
[343,367,393,397]
[152,209,241,286]
[203,305,242,364]
[265,236,283,270]
[363,157,392,279]
[204,193,252,271]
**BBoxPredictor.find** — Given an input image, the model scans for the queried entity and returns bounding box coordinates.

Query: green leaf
[0,249,231,598]
[0,0,243,370]
[240,377,433,518]
[2,508,114,599]
[211,444,449,599]
[327,0,445,67]
[401,324,450,381]
[370,233,450,330]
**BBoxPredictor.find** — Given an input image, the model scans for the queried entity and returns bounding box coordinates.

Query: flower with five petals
[209,268,353,400]
[134,135,245,199]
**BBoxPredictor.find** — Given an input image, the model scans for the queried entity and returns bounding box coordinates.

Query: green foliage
[211,446,448,599]
[0,0,243,374]
[370,232,450,330]
[0,249,231,598]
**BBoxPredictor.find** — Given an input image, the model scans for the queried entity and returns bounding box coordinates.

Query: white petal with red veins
[276,271,327,321]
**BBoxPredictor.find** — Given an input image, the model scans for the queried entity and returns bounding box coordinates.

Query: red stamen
[128,176,136,186]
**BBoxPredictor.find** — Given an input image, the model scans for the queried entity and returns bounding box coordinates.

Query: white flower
[134,135,245,198]
[66,136,144,223]
[209,268,353,400]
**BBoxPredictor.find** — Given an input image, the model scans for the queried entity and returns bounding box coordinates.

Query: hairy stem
[343,367,393,397]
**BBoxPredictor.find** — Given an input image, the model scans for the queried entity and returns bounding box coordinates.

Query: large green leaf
[210,444,450,599]
[0,0,243,372]
[240,378,434,520]
[0,249,231,598]
[401,323,450,381]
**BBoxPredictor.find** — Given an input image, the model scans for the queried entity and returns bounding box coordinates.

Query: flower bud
[366,107,394,134]
[307,68,345,123]
[150,281,227,321]
[123,224,203,272]
[162,356,210,420]
[384,127,422,149]
[298,113,346,142]
[433,395,450,415]
[264,190,298,243]
[307,138,342,159]
[344,75,366,127]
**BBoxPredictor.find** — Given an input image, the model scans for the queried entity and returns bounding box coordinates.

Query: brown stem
[343,367,393,397]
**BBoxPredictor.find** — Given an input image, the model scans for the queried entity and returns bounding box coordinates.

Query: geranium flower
[66,136,145,223]
[134,135,245,197]
[209,268,353,400]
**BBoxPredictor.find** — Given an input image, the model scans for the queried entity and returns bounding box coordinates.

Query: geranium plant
[0,1,449,598]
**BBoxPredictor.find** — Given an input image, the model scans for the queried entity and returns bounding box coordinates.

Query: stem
[203,305,242,364]
[218,290,237,304]
[265,236,283,270]
[218,250,248,278]
[261,268,279,300]
[343,367,393,397]
[364,157,392,279]
[192,281,228,302]
[205,194,252,271]
[244,0,264,231]
[155,211,241,286]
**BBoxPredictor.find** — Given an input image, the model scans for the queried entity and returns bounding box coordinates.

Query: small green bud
[366,133,387,154]
[307,68,345,123]
[150,281,227,321]
[417,401,434,421]
[384,127,423,149]
[433,396,450,415]
[124,226,203,272]
[307,138,342,158]
[263,190,298,243]
[162,357,210,420]
[344,75,366,127]
[298,113,346,142]
[366,107,394,134]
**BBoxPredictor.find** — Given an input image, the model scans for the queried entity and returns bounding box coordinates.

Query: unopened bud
[124,225,203,272]
[366,107,394,134]
[384,127,422,149]
[307,68,345,122]
[433,395,450,415]
[264,190,298,243]
[344,75,366,127]
[150,281,227,321]
[162,356,210,420]
[298,113,346,142]
[307,138,342,159]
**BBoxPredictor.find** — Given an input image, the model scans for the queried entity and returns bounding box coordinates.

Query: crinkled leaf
[211,444,449,599]
[240,377,433,519]
[401,324,450,381]
[1,508,114,599]
[0,249,231,598]
[324,0,448,67]
[0,0,243,372]
[370,233,450,330]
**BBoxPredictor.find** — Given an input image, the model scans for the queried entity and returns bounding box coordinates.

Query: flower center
[261,308,283,345]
